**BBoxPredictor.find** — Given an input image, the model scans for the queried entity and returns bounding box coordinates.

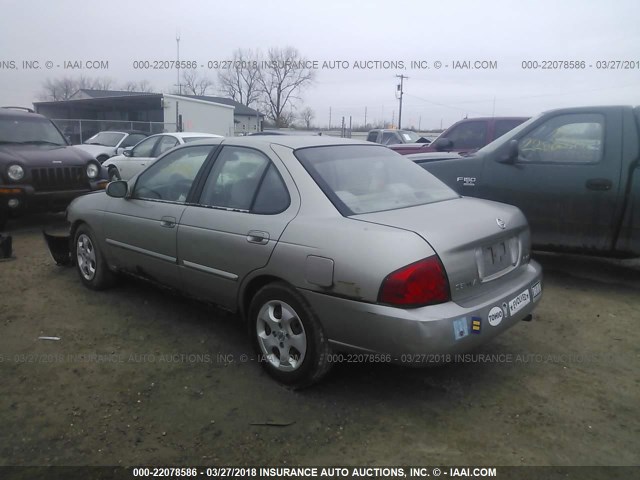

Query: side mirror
[434,138,453,151]
[498,139,519,164]
[123,147,133,157]
[106,180,128,198]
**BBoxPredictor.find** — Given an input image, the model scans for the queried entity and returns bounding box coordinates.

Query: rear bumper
[300,260,542,361]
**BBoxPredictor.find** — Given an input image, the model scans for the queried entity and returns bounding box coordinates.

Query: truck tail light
[378,256,450,308]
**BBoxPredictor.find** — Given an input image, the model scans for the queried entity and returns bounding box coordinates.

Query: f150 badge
[456,176,476,186]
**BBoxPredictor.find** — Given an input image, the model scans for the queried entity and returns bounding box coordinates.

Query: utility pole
[396,74,408,129]
[175,32,182,95]
[364,107,367,128]
[392,110,395,128]
[329,107,332,130]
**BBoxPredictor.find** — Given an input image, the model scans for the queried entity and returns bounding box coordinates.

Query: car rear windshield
[0,116,67,146]
[294,145,458,215]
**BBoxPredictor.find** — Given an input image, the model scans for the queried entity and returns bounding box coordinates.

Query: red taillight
[378,256,450,307]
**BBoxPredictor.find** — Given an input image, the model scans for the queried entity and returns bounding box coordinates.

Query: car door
[118,135,160,179]
[177,145,299,309]
[481,110,622,251]
[102,144,216,287]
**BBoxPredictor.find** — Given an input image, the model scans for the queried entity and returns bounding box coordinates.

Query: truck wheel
[249,282,332,388]
[74,224,115,290]
[108,166,121,182]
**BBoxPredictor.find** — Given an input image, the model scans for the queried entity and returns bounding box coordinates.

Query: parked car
[250,130,322,136]
[103,132,223,181]
[366,129,429,146]
[389,117,529,155]
[74,131,149,163]
[52,136,542,387]
[0,107,107,231]
[410,105,640,257]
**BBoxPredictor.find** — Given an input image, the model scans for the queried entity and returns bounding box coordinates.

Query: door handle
[586,178,612,191]
[160,216,176,228]
[247,230,270,245]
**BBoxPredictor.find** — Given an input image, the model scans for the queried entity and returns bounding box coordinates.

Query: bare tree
[122,80,154,92]
[217,49,261,107]
[257,47,315,127]
[39,77,79,101]
[299,106,315,129]
[90,76,114,91]
[39,76,118,100]
[181,70,214,96]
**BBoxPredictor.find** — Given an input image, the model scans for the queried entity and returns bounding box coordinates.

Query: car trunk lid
[352,197,531,303]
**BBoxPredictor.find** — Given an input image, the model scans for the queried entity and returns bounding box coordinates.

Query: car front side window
[155,135,179,156]
[518,113,604,164]
[133,145,214,203]
[131,136,160,157]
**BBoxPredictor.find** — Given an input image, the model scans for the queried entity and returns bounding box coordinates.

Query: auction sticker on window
[508,289,531,316]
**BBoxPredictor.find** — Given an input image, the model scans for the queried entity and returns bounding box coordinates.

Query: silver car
[64,136,542,387]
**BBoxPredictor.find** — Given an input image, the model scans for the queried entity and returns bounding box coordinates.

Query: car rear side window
[133,145,213,203]
[494,120,525,139]
[381,131,398,145]
[366,131,378,142]
[294,145,457,215]
[447,121,487,150]
[198,146,289,214]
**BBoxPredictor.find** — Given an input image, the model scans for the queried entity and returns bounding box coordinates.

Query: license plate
[509,289,531,316]
[480,238,515,278]
[531,281,542,299]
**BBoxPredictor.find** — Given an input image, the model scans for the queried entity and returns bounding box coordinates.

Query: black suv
[0,108,107,230]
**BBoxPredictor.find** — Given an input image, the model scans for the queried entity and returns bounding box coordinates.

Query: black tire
[108,166,121,182]
[73,224,115,290]
[249,282,332,388]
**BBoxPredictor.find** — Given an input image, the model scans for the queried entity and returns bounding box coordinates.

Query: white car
[74,131,149,163]
[103,132,223,181]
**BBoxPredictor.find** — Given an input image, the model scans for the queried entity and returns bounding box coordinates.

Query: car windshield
[399,130,420,142]
[0,116,67,146]
[84,132,126,146]
[295,145,458,215]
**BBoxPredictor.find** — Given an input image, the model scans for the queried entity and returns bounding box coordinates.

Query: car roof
[143,132,224,140]
[91,130,149,135]
[0,108,48,120]
[188,135,371,149]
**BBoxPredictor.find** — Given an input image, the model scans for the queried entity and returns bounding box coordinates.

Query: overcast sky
[1,0,638,129]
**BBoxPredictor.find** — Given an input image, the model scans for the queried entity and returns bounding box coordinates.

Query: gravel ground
[0,214,638,471]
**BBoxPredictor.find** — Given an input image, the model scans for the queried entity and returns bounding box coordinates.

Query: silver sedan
[64,136,543,387]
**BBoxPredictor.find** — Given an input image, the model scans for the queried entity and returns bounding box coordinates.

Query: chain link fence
[51,119,177,145]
